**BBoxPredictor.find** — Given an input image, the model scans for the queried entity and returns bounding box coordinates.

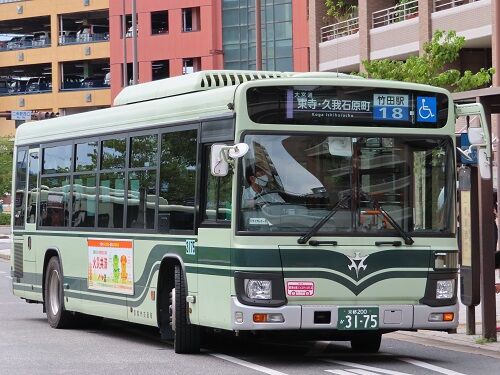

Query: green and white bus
[11,70,491,353]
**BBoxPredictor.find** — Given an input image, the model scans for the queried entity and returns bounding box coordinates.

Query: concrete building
[0,0,111,137]
[312,0,492,74]
[108,0,309,100]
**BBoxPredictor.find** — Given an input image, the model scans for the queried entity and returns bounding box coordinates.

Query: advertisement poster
[87,239,134,295]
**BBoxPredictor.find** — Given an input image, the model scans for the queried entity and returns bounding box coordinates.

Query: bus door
[196,140,233,328]
[24,149,40,271]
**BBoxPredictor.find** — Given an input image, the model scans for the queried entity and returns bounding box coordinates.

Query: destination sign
[247,86,448,128]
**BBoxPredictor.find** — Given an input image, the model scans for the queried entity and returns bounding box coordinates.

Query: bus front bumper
[230,297,458,331]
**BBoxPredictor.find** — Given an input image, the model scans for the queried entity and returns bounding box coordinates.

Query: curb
[387,331,500,359]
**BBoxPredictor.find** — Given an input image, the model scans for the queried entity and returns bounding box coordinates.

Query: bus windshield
[238,134,454,236]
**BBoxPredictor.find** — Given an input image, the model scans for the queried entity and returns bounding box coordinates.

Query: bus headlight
[436,279,455,299]
[245,279,272,300]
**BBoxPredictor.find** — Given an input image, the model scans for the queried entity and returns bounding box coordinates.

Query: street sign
[11,110,32,121]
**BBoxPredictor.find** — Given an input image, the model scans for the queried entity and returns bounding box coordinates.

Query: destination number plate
[337,307,379,330]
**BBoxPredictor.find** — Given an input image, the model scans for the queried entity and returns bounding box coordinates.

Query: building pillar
[418,0,433,55]
[492,0,500,248]
[358,0,394,72]
[307,0,325,72]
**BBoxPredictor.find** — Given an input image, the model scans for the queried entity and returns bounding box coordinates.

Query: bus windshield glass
[238,134,454,236]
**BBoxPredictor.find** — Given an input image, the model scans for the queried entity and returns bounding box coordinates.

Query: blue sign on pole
[459,133,477,165]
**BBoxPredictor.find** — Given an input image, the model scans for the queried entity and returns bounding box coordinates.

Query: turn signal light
[252,313,285,323]
[443,312,454,322]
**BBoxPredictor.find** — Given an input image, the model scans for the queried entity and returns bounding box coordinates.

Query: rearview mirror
[477,148,491,180]
[210,143,249,177]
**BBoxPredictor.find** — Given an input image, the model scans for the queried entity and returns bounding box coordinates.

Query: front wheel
[350,333,382,353]
[170,265,200,353]
[44,257,74,328]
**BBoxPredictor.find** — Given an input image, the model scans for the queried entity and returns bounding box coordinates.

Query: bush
[0,213,11,225]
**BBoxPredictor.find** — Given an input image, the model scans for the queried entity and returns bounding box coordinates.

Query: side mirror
[477,148,491,180]
[467,127,485,145]
[327,137,352,157]
[210,143,249,177]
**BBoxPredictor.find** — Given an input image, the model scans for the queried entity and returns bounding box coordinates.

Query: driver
[242,165,283,208]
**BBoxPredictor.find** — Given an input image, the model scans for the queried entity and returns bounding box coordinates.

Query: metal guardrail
[321,17,359,42]
[372,0,419,28]
[0,40,50,52]
[434,0,467,12]
[59,33,109,45]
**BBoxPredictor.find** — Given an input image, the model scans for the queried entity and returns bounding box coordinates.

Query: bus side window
[203,147,231,224]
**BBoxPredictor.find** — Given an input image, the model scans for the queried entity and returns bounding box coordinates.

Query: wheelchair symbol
[418,99,434,120]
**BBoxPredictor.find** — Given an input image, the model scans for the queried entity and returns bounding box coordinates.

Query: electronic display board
[246,86,449,128]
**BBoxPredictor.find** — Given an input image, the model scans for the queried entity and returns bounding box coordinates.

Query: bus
[11,70,491,354]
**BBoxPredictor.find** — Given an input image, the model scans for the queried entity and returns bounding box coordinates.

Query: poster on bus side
[87,239,134,295]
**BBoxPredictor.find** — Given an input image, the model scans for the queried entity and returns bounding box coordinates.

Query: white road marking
[400,358,467,375]
[327,369,385,375]
[326,370,362,375]
[210,353,289,375]
[324,360,412,375]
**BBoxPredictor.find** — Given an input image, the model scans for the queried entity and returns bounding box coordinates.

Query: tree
[0,137,14,196]
[359,30,495,92]
[325,0,358,21]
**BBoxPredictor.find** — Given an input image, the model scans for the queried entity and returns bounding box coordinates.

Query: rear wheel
[350,333,382,353]
[44,257,74,328]
[170,265,200,353]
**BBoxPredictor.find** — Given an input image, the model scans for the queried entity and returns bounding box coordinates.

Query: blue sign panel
[373,94,409,122]
[416,96,437,123]
[459,133,477,165]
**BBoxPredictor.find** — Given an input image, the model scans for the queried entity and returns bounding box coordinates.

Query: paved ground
[1,224,500,357]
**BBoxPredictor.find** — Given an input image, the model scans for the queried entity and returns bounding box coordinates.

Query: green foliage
[359,30,495,92]
[0,137,14,196]
[325,0,358,20]
[0,213,10,225]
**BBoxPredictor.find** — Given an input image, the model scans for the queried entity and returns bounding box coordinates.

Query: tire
[350,333,382,353]
[44,257,74,328]
[170,265,200,353]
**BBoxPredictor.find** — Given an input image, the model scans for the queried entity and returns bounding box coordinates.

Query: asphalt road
[0,259,498,375]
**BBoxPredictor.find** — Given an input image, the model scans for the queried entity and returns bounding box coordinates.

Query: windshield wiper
[361,192,414,245]
[297,193,351,245]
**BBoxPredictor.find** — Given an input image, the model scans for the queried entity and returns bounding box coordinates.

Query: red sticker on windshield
[286,281,315,296]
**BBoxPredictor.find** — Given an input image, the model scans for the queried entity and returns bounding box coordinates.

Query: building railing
[59,33,109,45]
[0,39,50,52]
[372,0,419,28]
[321,17,359,42]
[433,0,467,12]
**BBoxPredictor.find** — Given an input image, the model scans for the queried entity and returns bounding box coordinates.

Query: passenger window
[40,176,70,227]
[75,141,98,172]
[130,134,158,168]
[72,174,97,227]
[101,138,126,169]
[98,172,125,228]
[159,129,197,232]
[14,149,28,227]
[127,170,156,229]
[43,145,72,174]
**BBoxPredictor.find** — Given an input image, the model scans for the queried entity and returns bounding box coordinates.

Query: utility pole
[255,0,262,70]
[131,0,138,85]
[122,0,127,87]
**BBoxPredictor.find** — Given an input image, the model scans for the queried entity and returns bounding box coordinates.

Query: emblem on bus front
[185,240,196,256]
[347,252,369,279]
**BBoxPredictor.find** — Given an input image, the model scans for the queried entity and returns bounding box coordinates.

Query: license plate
[337,307,379,330]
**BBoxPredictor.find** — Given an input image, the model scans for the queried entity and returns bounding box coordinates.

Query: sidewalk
[0,241,499,356]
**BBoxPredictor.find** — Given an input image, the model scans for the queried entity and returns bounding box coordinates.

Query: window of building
[182,58,201,75]
[182,7,200,32]
[152,60,170,81]
[121,14,137,38]
[159,129,197,232]
[151,10,168,34]
[13,149,28,227]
